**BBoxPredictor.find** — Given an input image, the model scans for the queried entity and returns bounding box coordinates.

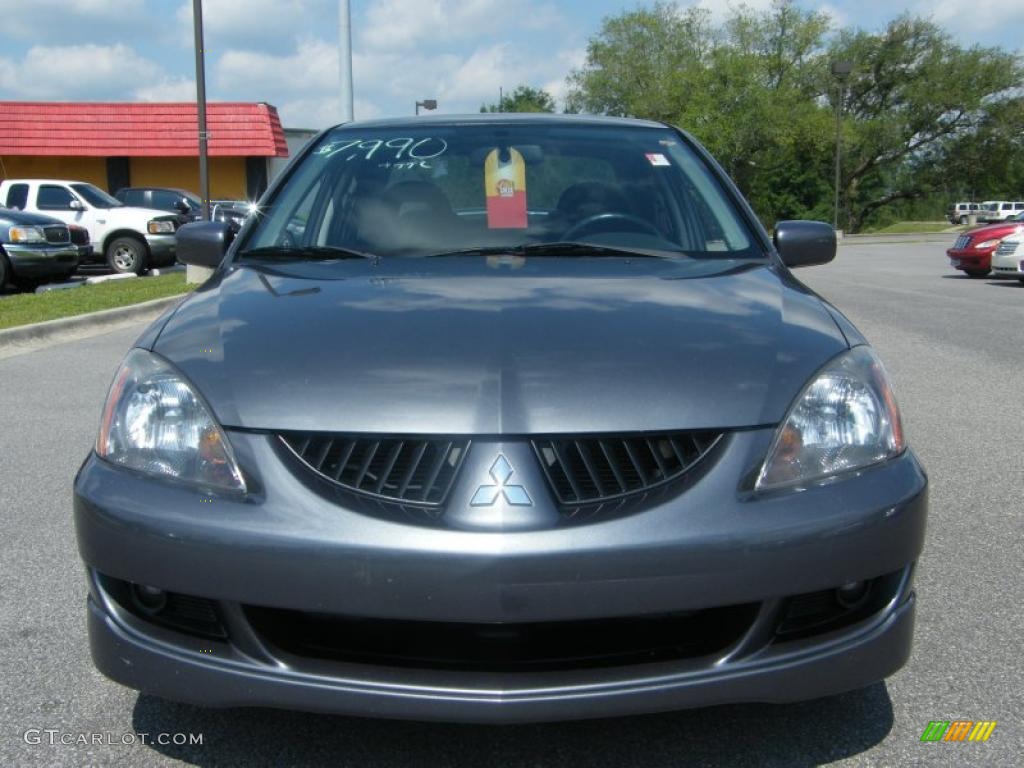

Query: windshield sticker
[645,153,671,166]
[484,148,528,229]
[316,137,449,167]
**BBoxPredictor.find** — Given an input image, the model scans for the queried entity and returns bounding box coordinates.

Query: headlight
[96,348,245,493]
[9,225,47,243]
[757,346,905,490]
[147,220,176,234]
[975,239,1000,249]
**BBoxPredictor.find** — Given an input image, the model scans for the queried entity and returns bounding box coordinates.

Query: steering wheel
[562,212,662,241]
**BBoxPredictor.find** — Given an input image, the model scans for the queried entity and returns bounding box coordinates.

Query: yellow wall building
[0,101,289,202]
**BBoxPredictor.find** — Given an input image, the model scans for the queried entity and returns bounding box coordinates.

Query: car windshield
[72,183,123,209]
[241,122,761,260]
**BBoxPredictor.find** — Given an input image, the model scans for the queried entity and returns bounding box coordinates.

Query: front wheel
[106,236,149,275]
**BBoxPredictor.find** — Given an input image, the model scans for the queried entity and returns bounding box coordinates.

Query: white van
[979,200,1024,223]
[946,201,980,224]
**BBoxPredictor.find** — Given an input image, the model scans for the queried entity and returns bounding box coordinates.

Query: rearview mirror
[773,220,836,268]
[174,198,192,214]
[176,221,233,268]
[69,199,84,211]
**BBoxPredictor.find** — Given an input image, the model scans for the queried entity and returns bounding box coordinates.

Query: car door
[36,184,99,241]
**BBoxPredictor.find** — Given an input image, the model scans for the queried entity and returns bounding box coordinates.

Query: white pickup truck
[0,179,179,274]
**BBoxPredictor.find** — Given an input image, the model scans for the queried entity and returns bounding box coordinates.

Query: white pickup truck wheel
[107,236,149,275]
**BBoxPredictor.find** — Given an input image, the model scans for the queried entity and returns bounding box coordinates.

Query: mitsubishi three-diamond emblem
[470,455,533,507]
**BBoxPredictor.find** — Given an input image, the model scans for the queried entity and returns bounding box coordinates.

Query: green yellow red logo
[920,721,997,742]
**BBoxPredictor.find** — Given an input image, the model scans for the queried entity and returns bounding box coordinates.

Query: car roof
[330,113,668,131]
[118,187,195,195]
[0,179,96,185]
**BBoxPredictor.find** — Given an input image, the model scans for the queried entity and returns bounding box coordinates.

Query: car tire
[0,251,9,289]
[964,269,990,277]
[106,236,149,275]
[1018,278,1024,286]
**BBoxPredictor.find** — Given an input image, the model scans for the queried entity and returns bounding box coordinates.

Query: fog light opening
[131,584,167,614]
[835,580,870,609]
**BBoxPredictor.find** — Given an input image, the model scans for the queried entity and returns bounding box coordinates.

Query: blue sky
[0,0,1020,129]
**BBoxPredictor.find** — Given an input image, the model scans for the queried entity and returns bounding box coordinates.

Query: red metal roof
[0,101,289,158]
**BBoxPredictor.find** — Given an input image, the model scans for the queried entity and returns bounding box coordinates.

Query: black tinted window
[120,190,145,206]
[37,185,75,210]
[5,183,28,210]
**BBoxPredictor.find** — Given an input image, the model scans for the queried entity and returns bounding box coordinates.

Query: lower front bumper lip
[87,587,916,723]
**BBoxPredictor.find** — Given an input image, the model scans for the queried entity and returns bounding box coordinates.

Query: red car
[947,214,1024,276]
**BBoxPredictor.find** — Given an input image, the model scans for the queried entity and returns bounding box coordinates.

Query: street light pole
[831,61,853,233]
[338,0,354,122]
[415,99,437,116]
[192,0,210,222]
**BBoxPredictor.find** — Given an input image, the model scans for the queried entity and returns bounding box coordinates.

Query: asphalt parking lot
[1,240,1021,767]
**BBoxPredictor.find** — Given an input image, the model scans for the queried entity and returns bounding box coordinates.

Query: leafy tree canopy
[566,0,1024,230]
[481,85,557,113]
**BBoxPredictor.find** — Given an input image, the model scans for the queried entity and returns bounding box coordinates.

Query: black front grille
[68,226,89,246]
[532,432,722,506]
[245,603,759,672]
[44,225,70,244]
[280,433,470,506]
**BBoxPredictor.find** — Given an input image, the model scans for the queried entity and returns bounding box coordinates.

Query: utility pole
[192,0,210,221]
[831,61,853,233]
[339,0,354,122]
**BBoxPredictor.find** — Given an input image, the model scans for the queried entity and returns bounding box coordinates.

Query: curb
[0,294,186,354]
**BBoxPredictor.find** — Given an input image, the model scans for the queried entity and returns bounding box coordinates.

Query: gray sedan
[74,114,926,723]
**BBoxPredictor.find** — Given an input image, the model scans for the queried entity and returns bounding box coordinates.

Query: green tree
[566,1,1024,231]
[830,16,1022,230]
[480,85,556,113]
[567,1,835,226]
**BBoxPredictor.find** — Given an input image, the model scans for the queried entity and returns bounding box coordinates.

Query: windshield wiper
[239,245,378,262]
[425,242,686,260]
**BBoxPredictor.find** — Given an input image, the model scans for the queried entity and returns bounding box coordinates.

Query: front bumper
[946,247,993,272]
[144,234,176,263]
[3,242,78,278]
[990,249,1023,277]
[75,429,927,722]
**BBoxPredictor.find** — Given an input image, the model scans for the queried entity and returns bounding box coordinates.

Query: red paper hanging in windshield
[484,148,528,229]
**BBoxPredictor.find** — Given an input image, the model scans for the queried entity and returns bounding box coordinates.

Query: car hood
[103,206,170,222]
[152,258,849,434]
[965,221,1024,240]
[0,208,65,227]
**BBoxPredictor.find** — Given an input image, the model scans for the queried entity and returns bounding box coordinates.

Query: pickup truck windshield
[241,123,761,260]
[72,183,123,209]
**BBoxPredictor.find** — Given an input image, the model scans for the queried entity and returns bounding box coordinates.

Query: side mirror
[69,199,84,211]
[174,198,192,214]
[176,221,233,268]
[774,220,836,268]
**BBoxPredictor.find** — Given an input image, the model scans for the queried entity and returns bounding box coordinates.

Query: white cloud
[361,0,564,50]
[210,21,582,126]
[0,0,148,38]
[175,0,331,50]
[912,0,1024,37]
[216,38,339,94]
[0,44,163,100]
[134,76,197,102]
